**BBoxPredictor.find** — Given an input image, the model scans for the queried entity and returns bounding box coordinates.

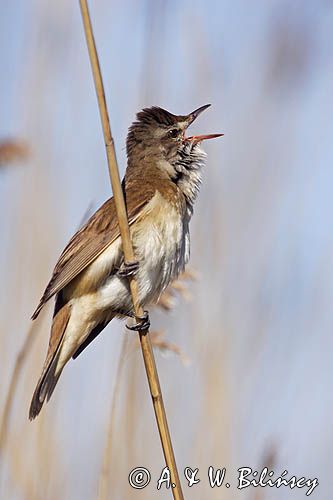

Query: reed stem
[79,2,184,498]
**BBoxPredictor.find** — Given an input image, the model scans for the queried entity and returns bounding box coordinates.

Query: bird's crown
[135,106,184,127]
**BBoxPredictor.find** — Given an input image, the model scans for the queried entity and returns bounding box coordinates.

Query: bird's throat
[172,143,206,206]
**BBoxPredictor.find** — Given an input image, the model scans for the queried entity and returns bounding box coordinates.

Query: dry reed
[79,1,184,498]
[0,139,30,167]
[0,321,40,458]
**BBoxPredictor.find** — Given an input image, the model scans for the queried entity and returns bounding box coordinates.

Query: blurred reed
[0,139,30,167]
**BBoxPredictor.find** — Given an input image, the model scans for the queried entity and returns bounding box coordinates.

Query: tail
[29,304,71,420]
[29,359,62,420]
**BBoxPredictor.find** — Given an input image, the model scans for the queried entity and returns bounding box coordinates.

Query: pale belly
[95,199,190,314]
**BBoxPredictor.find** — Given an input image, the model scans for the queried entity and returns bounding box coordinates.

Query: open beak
[184,104,224,144]
[185,133,224,144]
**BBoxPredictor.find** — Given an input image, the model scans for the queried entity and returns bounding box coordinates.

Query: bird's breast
[131,191,190,304]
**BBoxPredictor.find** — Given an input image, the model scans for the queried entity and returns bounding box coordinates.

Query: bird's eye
[168,128,179,138]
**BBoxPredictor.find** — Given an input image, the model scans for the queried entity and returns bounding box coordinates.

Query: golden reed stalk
[78,1,184,498]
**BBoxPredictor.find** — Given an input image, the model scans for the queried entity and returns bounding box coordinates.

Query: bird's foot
[117,260,139,278]
[126,310,150,332]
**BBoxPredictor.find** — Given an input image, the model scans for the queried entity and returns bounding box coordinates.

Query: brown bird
[29,104,223,419]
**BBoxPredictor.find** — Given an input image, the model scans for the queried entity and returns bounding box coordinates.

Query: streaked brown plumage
[29,104,222,419]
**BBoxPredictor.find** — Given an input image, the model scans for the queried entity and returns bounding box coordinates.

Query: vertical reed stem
[79,2,184,498]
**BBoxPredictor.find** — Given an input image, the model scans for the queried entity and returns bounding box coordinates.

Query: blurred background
[1,0,332,498]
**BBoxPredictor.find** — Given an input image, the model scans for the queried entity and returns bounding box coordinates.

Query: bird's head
[126,104,223,165]
[126,104,223,205]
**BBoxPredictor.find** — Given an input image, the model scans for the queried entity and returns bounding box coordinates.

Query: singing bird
[29,104,223,419]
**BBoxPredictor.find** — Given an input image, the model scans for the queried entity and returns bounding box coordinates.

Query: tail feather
[29,354,63,420]
[29,303,71,420]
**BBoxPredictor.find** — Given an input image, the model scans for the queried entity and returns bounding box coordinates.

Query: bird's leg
[117,259,139,278]
[126,310,150,332]
[112,308,150,332]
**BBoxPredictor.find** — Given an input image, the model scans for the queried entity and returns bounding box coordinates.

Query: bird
[29,104,223,419]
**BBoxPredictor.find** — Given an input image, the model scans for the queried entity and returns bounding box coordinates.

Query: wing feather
[32,187,155,319]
